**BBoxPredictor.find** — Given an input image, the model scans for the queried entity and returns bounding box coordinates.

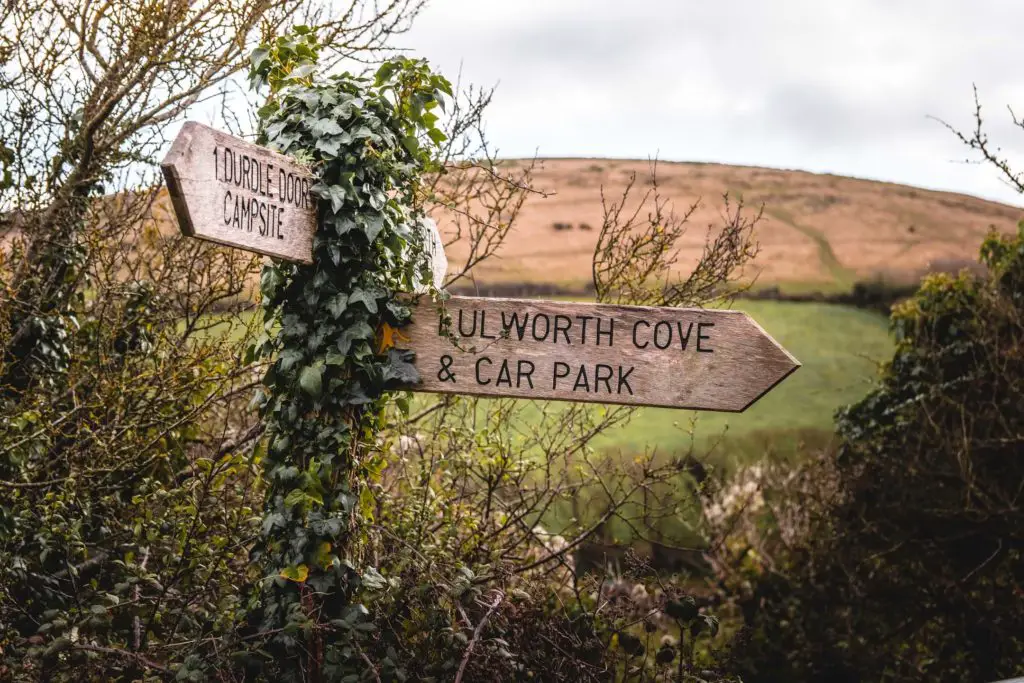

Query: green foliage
[734,225,1024,682]
[0,224,264,680]
[243,30,451,680]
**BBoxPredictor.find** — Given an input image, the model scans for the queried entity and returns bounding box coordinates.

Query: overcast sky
[396,0,1024,206]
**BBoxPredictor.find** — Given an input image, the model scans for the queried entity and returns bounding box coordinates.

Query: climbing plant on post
[244,28,451,681]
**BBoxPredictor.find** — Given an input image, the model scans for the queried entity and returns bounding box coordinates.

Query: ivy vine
[243,28,451,681]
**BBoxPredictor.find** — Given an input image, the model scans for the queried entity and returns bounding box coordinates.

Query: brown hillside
[126,158,1024,292]
[438,158,1022,290]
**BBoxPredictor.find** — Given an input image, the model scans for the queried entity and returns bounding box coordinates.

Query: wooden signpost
[161,124,799,412]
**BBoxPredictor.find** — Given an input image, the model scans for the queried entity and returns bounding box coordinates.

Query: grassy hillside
[436,158,1021,292]
[126,157,1024,300]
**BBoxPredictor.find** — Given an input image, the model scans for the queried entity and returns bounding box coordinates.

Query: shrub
[732,224,1024,682]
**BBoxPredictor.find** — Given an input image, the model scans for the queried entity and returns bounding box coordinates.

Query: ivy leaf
[279,564,309,583]
[337,321,374,356]
[402,134,420,155]
[261,266,285,301]
[266,120,288,142]
[314,542,333,569]
[299,364,323,397]
[311,118,343,136]
[328,243,342,265]
[312,182,346,213]
[284,487,322,508]
[249,47,270,70]
[274,131,299,152]
[279,348,304,373]
[359,214,385,243]
[280,314,309,340]
[427,128,447,145]
[261,512,286,535]
[315,136,341,158]
[359,486,376,523]
[382,349,419,385]
[327,293,348,318]
[374,61,397,86]
[333,216,357,236]
[295,89,319,108]
[385,301,412,324]
[290,63,316,80]
[348,288,380,314]
[344,383,372,405]
[328,186,346,212]
[312,517,345,537]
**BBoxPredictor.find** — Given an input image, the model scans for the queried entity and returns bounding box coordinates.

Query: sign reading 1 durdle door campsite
[161,122,800,412]
[161,122,318,263]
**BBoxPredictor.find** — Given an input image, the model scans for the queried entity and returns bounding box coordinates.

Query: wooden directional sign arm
[400,297,799,412]
[161,121,451,284]
[160,122,317,263]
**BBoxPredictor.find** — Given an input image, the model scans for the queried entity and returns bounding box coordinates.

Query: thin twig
[72,644,168,673]
[453,590,504,683]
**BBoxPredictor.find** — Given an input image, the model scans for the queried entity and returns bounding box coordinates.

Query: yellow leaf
[359,486,376,523]
[279,564,309,583]
[315,542,333,569]
[376,322,409,353]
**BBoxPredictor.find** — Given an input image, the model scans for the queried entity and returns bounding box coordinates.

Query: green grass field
[476,300,893,470]
[589,300,893,463]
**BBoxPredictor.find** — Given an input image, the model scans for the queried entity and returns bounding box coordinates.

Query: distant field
[600,300,891,458]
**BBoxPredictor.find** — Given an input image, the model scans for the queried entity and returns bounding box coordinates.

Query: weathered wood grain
[160,121,317,263]
[402,296,800,412]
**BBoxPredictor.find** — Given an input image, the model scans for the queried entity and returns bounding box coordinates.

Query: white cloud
[397,0,1024,205]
